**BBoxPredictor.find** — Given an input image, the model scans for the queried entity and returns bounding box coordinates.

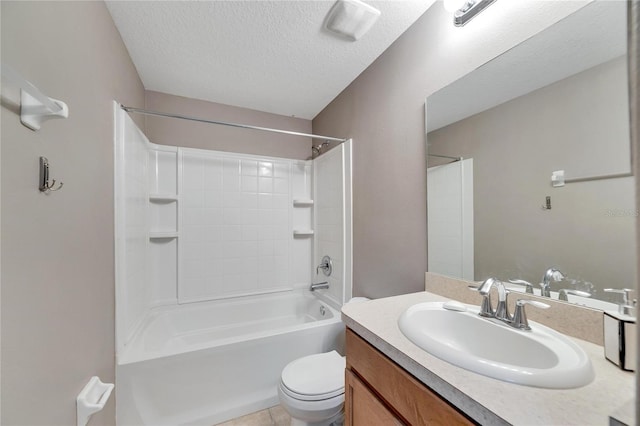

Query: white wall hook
[2,63,69,131]
[20,89,68,131]
[76,376,114,426]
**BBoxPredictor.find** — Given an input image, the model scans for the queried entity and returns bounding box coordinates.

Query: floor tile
[216,408,274,426]
[269,405,291,426]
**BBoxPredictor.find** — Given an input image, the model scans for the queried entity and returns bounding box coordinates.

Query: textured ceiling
[106,0,435,119]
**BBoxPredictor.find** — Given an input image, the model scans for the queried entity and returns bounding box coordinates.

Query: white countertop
[342,291,635,426]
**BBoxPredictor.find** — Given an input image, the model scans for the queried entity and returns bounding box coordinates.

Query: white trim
[113,101,125,359]
[343,139,354,304]
[178,287,294,305]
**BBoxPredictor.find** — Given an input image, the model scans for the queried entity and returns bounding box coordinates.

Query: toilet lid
[281,351,345,398]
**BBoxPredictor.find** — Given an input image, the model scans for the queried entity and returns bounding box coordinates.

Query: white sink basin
[398,302,594,389]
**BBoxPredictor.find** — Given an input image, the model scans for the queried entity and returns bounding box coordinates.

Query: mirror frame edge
[628,0,640,418]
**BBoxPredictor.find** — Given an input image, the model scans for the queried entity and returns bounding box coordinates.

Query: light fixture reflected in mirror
[444,0,497,27]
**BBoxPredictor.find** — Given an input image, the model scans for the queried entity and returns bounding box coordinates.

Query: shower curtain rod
[120,105,348,143]
[428,154,462,162]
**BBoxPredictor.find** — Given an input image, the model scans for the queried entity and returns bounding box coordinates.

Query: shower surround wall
[115,106,151,345]
[116,106,316,353]
[180,150,310,302]
[314,146,353,306]
[114,106,352,424]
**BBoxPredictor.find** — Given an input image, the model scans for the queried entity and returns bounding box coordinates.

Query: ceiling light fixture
[324,0,381,41]
[446,0,497,27]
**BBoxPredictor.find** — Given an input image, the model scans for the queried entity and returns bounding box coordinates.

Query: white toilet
[278,297,369,426]
[278,351,346,426]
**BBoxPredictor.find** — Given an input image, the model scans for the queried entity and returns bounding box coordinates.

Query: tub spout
[310,282,329,291]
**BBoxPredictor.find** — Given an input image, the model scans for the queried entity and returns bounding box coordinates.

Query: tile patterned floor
[216,405,291,426]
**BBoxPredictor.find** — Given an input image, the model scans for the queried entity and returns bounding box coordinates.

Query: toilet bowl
[278,297,370,426]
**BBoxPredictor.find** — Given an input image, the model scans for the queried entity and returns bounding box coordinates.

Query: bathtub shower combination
[114,103,353,425]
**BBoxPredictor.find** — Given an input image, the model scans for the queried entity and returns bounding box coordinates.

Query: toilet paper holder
[76,376,114,426]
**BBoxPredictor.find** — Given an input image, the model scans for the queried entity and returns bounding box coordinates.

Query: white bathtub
[116,290,344,425]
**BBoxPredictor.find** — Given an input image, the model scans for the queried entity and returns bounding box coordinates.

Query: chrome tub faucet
[310,282,329,292]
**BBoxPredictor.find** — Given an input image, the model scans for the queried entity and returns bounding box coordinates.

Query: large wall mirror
[426,1,635,310]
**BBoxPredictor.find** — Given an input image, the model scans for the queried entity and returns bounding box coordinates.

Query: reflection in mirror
[426,1,636,310]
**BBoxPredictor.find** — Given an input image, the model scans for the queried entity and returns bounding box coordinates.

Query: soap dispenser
[603,288,636,371]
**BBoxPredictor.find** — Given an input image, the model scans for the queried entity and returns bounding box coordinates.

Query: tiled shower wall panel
[149,148,179,305]
[179,148,311,303]
[291,161,313,287]
[314,145,345,306]
[117,111,151,349]
[149,150,178,195]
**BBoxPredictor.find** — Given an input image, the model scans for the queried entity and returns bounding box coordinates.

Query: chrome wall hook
[541,195,551,210]
[39,156,63,192]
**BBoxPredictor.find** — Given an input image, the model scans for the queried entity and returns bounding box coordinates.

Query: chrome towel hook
[39,156,63,192]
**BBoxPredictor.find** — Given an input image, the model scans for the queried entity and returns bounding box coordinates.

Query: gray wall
[1,2,145,424]
[312,1,589,298]
[428,57,636,296]
[145,90,312,160]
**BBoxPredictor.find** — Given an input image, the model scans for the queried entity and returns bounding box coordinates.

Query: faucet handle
[558,289,591,301]
[316,255,333,276]
[508,279,534,294]
[518,299,551,309]
[512,299,550,330]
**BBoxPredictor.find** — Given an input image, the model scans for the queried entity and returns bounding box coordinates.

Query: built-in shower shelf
[150,194,178,202]
[293,230,314,237]
[293,199,314,207]
[149,231,179,239]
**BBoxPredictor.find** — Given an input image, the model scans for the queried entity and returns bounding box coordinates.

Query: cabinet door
[345,369,405,426]
[346,329,475,426]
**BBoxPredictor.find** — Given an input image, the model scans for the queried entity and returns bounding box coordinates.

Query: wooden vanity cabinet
[345,328,475,426]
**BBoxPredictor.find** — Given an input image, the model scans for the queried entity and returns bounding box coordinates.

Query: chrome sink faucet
[471,277,550,330]
[473,277,510,321]
[541,268,564,297]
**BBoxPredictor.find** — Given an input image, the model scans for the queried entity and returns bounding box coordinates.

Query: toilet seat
[280,351,346,402]
[280,382,344,402]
